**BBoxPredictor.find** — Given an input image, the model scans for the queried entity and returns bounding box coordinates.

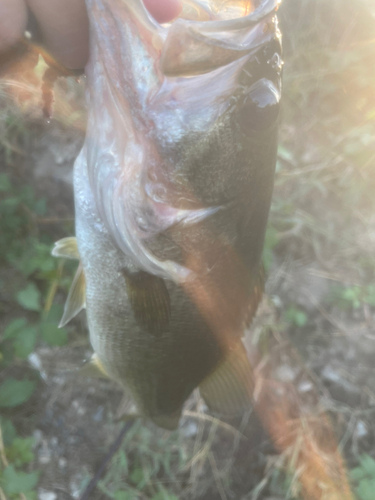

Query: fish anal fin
[115,392,139,421]
[77,353,111,379]
[52,237,80,260]
[199,342,254,415]
[59,263,86,327]
[122,270,170,336]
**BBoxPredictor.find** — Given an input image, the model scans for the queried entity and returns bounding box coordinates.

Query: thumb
[143,0,182,23]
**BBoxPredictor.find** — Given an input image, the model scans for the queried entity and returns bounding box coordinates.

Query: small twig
[183,410,245,439]
[43,259,64,319]
[37,217,74,224]
[78,420,134,500]
[208,452,228,500]
[0,426,9,468]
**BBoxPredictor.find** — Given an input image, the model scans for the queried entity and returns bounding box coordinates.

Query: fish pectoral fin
[199,342,254,415]
[123,270,170,336]
[59,263,86,327]
[52,237,80,260]
[77,353,111,379]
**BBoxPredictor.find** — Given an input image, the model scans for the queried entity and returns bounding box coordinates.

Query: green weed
[0,173,72,367]
[350,455,375,500]
[0,418,39,500]
[0,170,73,497]
[329,285,375,310]
[98,421,191,500]
[284,306,308,328]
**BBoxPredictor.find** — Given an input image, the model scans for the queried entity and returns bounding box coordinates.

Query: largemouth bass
[53,0,282,430]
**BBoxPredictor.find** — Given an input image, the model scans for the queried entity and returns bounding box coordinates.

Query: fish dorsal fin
[59,263,86,327]
[122,270,171,336]
[52,237,80,260]
[199,342,254,415]
[77,353,111,379]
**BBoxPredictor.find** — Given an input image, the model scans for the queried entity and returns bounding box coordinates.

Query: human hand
[0,0,183,69]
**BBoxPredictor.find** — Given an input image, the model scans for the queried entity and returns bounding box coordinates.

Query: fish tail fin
[77,353,111,379]
[199,342,253,416]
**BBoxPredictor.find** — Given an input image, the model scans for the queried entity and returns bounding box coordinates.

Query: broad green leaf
[293,310,308,327]
[2,197,19,209]
[14,326,38,359]
[0,378,36,408]
[130,467,144,487]
[0,417,16,446]
[285,306,308,327]
[357,478,375,500]
[0,342,15,367]
[23,491,38,500]
[17,245,56,277]
[43,304,64,324]
[2,465,39,495]
[41,323,68,347]
[16,283,42,312]
[34,198,47,216]
[0,173,11,192]
[3,318,27,340]
[5,437,35,467]
[365,285,375,306]
[359,454,375,477]
[351,466,367,481]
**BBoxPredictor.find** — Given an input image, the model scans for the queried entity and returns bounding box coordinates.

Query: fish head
[82,0,282,282]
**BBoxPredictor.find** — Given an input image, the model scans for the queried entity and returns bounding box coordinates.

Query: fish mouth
[119,0,282,79]
[131,0,280,26]
[126,0,281,39]
[178,0,256,22]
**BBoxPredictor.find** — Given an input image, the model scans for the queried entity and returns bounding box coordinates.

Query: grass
[0,93,76,498]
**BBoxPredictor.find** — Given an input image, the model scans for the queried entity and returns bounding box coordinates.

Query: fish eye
[238,79,280,132]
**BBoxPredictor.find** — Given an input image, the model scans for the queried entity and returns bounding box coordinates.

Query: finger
[143,0,183,24]
[26,0,89,69]
[0,0,28,52]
